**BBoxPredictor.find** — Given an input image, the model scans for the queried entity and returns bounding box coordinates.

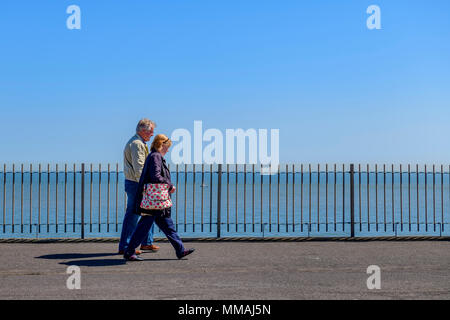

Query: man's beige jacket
[123,134,149,182]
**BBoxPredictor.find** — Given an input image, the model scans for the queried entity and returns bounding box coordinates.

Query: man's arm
[130,142,147,182]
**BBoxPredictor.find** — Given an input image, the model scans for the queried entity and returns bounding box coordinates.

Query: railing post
[350,164,355,238]
[217,164,222,238]
[81,163,85,239]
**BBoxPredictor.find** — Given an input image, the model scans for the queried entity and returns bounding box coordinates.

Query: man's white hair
[136,118,156,133]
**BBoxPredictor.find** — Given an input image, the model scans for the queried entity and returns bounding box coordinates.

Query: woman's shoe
[119,249,142,255]
[124,254,144,261]
[177,248,195,259]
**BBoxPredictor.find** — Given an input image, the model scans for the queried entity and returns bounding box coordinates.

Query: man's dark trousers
[118,179,154,252]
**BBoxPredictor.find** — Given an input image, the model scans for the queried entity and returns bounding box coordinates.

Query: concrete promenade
[0,241,449,300]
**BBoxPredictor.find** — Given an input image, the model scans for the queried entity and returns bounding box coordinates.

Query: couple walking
[119,118,195,261]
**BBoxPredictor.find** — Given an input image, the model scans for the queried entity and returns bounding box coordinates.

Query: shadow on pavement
[35,252,185,267]
[59,258,181,266]
[142,258,181,261]
[59,259,126,267]
[36,253,116,260]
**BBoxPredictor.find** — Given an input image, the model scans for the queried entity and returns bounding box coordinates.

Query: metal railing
[0,163,449,239]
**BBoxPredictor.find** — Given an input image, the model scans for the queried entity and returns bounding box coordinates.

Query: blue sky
[0,0,449,165]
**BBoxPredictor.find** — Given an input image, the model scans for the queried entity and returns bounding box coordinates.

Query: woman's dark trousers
[125,214,185,257]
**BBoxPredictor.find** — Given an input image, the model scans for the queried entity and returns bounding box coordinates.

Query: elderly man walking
[118,119,160,254]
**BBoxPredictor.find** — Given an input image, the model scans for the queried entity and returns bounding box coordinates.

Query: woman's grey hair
[136,118,156,133]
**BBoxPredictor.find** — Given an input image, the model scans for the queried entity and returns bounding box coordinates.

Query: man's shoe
[177,248,195,259]
[124,254,144,261]
[119,249,142,255]
[140,244,160,252]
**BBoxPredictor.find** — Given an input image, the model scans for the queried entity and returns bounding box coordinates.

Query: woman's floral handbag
[140,183,172,210]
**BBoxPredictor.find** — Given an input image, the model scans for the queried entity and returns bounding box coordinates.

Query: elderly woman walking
[123,134,195,261]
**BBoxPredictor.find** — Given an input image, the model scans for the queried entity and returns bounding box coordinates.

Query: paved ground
[0,241,449,300]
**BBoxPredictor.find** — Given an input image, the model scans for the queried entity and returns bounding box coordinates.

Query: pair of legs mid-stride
[118,180,158,254]
[124,213,195,261]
